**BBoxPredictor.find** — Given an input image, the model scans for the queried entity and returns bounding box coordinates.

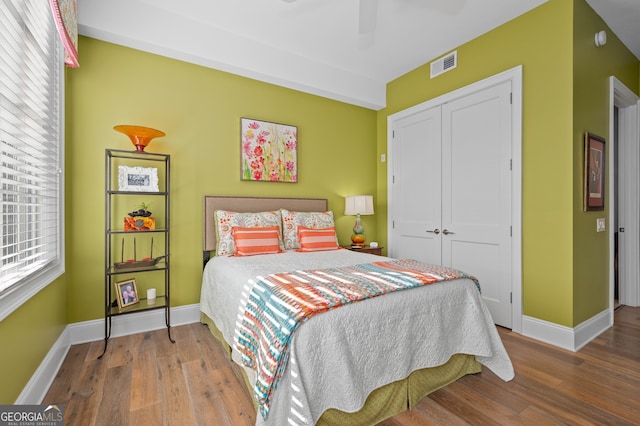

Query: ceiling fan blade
[359,0,378,34]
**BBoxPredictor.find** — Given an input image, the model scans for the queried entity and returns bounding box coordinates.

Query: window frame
[0,3,66,322]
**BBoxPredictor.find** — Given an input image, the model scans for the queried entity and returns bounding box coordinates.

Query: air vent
[430,50,457,79]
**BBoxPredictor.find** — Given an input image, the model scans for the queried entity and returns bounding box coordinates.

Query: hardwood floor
[44,306,640,425]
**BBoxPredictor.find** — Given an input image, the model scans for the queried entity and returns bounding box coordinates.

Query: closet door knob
[442,229,455,235]
[426,229,440,234]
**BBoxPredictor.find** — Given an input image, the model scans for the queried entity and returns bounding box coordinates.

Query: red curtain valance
[49,0,79,67]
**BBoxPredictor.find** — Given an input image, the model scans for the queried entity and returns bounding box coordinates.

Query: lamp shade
[344,195,374,216]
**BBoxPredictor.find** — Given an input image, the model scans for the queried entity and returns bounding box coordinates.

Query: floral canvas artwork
[241,118,297,182]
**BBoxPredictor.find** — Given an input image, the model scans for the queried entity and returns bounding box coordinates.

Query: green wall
[572,0,639,324]
[378,0,639,327]
[65,36,378,323]
[0,276,67,403]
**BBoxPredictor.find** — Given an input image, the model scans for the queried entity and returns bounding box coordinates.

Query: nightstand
[346,245,383,256]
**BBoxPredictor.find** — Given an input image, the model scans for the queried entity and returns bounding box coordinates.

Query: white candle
[147,288,156,304]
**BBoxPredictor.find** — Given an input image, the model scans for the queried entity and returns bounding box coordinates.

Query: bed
[200,196,514,425]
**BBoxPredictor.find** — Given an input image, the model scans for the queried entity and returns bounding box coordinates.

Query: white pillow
[280,209,337,250]
[215,210,282,256]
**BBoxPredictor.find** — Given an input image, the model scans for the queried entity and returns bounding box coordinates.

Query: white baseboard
[16,303,201,404]
[522,308,612,352]
[68,303,201,344]
[15,327,71,404]
[574,308,612,351]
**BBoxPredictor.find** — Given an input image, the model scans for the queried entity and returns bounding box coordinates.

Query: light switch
[380,154,386,163]
[596,218,606,232]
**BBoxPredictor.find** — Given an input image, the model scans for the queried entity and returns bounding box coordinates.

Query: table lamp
[344,195,374,248]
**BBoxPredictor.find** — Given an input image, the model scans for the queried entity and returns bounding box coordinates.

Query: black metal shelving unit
[99,149,174,359]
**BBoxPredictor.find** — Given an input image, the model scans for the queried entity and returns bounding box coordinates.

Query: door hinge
[510,159,512,170]
[510,226,512,237]
[392,220,395,229]
[510,292,512,303]
[392,130,395,138]
[510,92,513,104]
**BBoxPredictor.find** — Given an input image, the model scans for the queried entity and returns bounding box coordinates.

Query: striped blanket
[234,259,479,419]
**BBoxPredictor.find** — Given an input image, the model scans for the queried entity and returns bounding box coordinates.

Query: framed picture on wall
[240,118,298,182]
[584,132,606,211]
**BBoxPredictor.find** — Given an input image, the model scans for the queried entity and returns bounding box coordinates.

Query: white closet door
[390,106,442,264]
[441,81,513,328]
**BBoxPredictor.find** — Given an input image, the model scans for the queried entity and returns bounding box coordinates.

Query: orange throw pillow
[297,226,340,252]
[232,226,282,256]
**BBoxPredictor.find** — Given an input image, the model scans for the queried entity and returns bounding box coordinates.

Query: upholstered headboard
[203,196,328,252]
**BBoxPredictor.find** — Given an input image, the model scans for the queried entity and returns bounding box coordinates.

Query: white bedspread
[200,250,514,426]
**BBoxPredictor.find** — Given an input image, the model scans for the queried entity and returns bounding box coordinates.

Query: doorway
[609,77,640,318]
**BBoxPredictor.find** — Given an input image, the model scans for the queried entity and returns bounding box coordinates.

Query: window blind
[0,0,64,315]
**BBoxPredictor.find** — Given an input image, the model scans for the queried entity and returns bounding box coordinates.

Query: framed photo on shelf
[240,117,297,183]
[584,132,606,211]
[115,278,139,308]
[118,166,159,192]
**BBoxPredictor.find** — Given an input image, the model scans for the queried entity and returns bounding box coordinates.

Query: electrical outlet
[596,218,606,232]
[380,154,386,163]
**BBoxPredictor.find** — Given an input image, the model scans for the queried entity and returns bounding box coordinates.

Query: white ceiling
[77,0,640,111]
[586,0,640,60]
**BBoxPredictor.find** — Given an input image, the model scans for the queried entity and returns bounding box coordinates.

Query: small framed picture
[115,278,139,308]
[118,166,159,192]
[584,132,606,211]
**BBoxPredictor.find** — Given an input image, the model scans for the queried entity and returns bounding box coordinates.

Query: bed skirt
[200,313,481,425]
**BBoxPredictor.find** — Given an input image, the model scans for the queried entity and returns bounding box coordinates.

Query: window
[0,0,65,320]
